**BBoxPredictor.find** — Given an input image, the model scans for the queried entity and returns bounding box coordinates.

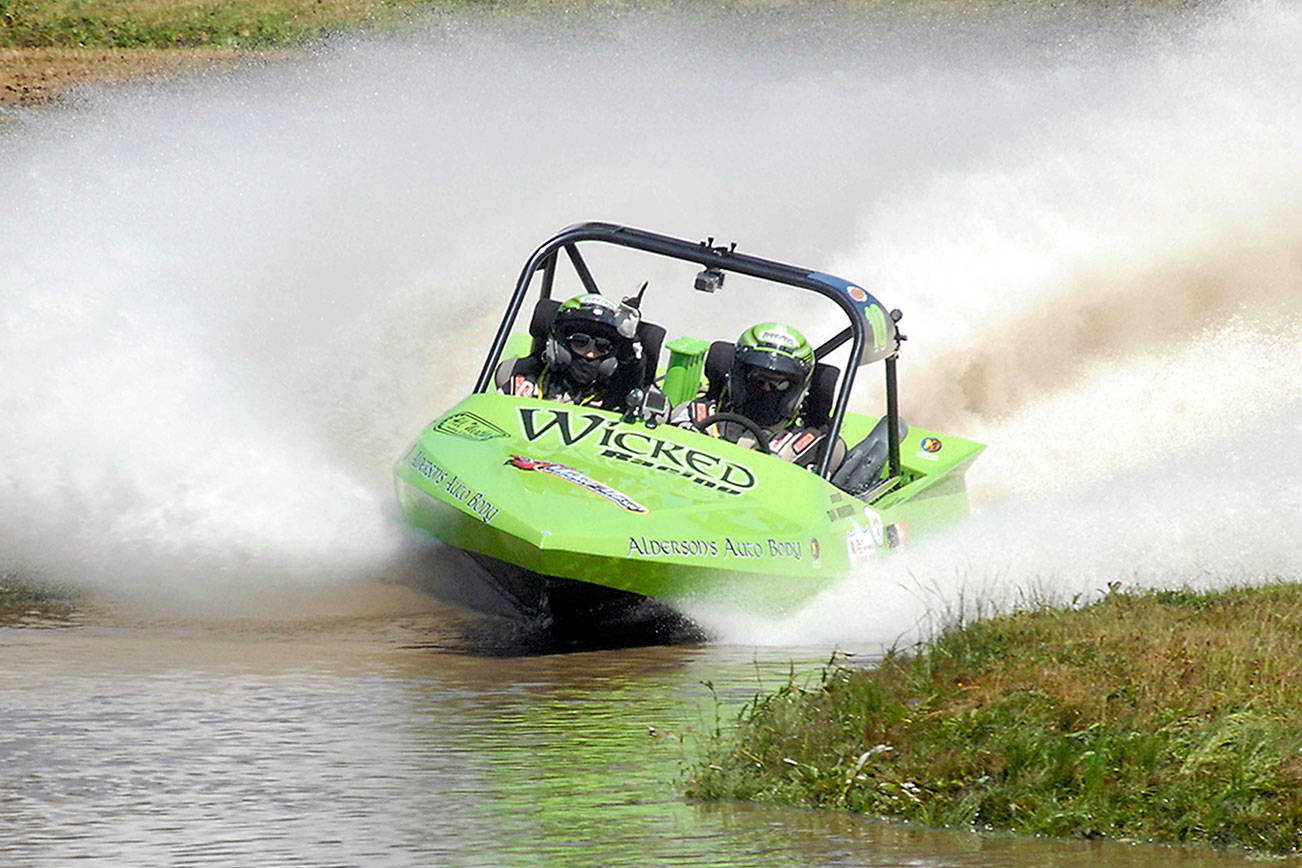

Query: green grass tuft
[1,0,477,49]
[690,583,1302,855]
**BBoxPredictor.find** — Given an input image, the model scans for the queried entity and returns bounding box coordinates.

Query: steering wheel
[694,413,771,455]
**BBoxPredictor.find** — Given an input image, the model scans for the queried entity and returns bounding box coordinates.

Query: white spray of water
[1,4,1299,621]
[689,1,1302,646]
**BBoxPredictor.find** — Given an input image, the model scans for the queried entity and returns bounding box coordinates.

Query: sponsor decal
[407,449,499,524]
[864,507,885,546]
[920,437,943,453]
[517,407,757,496]
[433,412,508,441]
[725,539,764,559]
[847,507,886,566]
[629,537,719,558]
[847,525,877,565]
[627,536,803,561]
[580,295,620,314]
[807,274,890,354]
[865,304,889,355]
[768,539,802,560]
[409,449,441,483]
[810,537,821,566]
[758,328,799,349]
[508,455,648,514]
[512,376,537,398]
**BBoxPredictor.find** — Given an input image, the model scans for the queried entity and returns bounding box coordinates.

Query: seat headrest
[704,341,734,401]
[528,297,563,356]
[802,362,840,429]
[636,320,666,388]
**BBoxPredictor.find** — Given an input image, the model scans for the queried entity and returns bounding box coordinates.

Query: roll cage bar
[473,221,903,482]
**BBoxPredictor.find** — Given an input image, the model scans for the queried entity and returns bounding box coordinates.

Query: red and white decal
[512,376,537,398]
[507,455,648,514]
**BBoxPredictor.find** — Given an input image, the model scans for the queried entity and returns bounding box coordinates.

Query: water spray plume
[1,4,1298,630]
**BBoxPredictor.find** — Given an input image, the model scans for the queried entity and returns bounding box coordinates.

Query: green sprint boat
[395,222,983,626]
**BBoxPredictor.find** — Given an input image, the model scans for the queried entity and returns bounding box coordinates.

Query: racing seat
[831,414,909,495]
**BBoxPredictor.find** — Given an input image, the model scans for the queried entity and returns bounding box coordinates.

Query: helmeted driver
[729,322,815,428]
[496,293,643,408]
[671,322,844,471]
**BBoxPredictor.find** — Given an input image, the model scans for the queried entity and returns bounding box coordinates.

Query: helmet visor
[734,346,809,381]
[744,368,798,392]
[565,331,614,357]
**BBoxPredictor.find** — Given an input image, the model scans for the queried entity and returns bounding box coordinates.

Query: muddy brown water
[0,581,1255,866]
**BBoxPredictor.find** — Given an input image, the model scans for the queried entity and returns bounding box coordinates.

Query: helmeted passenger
[671,322,844,471]
[495,293,645,408]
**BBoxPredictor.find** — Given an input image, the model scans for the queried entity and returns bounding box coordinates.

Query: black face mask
[742,387,787,428]
[566,354,603,386]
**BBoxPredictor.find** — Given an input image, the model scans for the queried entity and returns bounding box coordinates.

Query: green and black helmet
[729,322,815,428]
[545,294,630,386]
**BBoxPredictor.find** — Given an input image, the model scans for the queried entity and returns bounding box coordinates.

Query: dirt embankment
[0,0,434,107]
[0,47,294,106]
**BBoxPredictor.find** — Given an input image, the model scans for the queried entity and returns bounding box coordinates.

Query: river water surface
[0,586,1264,865]
[3,0,1300,863]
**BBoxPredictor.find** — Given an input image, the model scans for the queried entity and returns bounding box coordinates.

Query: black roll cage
[473,221,902,482]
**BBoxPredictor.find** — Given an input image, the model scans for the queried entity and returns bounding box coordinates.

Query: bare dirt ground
[1,47,294,107]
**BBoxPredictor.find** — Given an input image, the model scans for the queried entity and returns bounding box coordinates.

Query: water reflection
[0,584,1256,866]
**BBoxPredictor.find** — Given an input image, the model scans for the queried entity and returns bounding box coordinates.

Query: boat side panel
[396,473,846,612]
[395,395,983,612]
[394,394,861,610]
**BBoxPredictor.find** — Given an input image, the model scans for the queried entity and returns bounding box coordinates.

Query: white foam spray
[687,1,1302,645]
[1,3,1299,620]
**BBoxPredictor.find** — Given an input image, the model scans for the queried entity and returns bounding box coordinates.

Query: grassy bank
[0,0,470,49]
[690,583,1302,855]
[0,0,1192,50]
[0,0,470,105]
